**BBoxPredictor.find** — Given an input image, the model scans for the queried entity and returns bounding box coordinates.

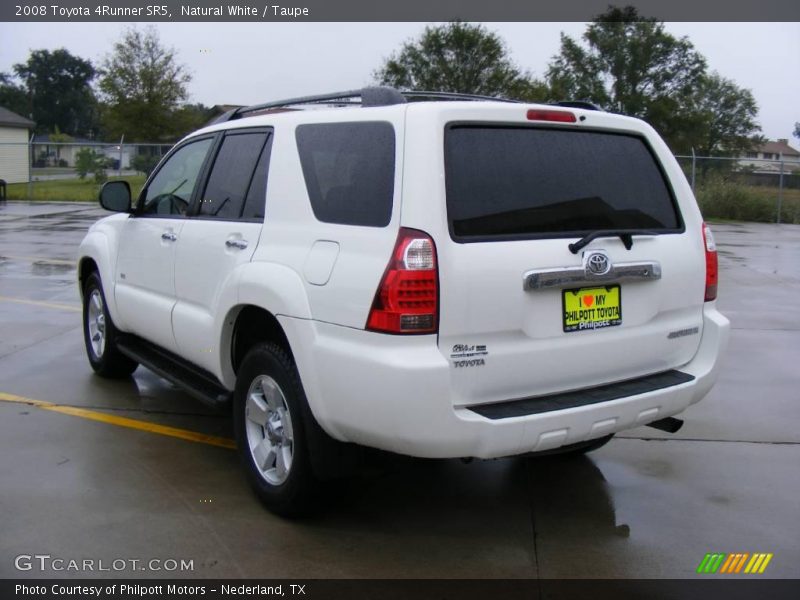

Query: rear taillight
[366,228,438,334]
[703,223,718,302]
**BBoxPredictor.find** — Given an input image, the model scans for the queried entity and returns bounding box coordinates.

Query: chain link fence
[1,140,799,224]
[0,139,172,202]
[676,154,800,224]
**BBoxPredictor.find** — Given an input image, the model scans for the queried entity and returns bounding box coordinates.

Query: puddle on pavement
[31,262,76,275]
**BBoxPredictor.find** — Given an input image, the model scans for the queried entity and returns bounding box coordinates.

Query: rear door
[433,119,705,407]
[172,128,271,374]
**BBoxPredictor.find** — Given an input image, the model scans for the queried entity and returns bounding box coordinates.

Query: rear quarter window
[444,126,682,240]
[296,122,395,227]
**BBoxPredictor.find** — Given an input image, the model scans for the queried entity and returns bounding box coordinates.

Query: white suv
[78,88,729,515]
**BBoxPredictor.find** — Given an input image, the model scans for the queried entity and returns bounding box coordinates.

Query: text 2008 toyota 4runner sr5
[78,87,729,515]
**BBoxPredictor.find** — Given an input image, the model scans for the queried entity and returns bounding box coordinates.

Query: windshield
[444,126,681,240]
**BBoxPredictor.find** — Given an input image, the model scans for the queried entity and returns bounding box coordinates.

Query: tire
[82,272,138,378]
[233,342,320,517]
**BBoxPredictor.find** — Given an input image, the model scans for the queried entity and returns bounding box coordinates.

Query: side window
[199,132,269,220]
[142,138,213,216]
[296,122,395,227]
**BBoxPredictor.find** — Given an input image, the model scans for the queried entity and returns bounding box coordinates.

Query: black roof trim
[215,87,407,124]
[403,91,520,104]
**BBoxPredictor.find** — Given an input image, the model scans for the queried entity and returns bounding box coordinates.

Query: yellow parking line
[0,295,81,312]
[0,392,236,450]
[1,254,75,266]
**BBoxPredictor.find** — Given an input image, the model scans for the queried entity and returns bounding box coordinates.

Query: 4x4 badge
[584,251,611,276]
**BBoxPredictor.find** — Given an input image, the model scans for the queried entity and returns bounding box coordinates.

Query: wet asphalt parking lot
[0,201,798,580]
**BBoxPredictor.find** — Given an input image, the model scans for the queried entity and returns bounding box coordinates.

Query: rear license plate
[563,285,622,332]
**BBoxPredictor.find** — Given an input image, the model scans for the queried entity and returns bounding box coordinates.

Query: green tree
[682,73,761,158]
[546,6,763,155]
[49,126,74,167]
[794,122,799,141]
[99,26,191,142]
[171,102,214,136]
[131,152,161,176]
[75,147,105,181]
[375,22,547,101]
[546,6,708,150]
[0,72,29,118]
[12,49,98,136]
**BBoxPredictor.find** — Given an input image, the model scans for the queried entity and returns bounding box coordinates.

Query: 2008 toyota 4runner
[78,87,729,515]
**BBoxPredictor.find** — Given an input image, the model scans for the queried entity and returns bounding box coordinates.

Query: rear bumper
[280,305,729,459]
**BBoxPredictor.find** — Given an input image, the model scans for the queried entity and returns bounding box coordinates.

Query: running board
[117,335,232,408]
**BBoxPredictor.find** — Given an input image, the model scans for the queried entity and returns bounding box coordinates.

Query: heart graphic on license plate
[583,295,594,307]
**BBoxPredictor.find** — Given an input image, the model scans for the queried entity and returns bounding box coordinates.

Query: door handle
[225,238,249,250]
[161,231,177,242]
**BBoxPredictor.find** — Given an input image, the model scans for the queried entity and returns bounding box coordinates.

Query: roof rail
[215,87,407,124]
[403,91,521,104]
[551,100,602,111]
[213,86,533,125]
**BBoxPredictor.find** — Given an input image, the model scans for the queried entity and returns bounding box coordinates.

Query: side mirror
[99,180,132,212]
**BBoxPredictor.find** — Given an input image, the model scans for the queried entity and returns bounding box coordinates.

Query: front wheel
[233,342,320,517]
[82,272,138,378]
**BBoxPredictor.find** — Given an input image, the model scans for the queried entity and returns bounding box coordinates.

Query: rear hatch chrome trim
[524,258,661,290]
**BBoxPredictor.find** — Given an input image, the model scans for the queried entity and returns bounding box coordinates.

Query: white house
[32,134,96,168]
[0,106,35,184]
[739,139,800,174]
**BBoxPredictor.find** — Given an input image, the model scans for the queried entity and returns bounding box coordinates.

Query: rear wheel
[82,272,138,378]
[233,342,320,516]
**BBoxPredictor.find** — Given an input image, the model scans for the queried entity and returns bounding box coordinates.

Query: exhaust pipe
[646,417,684,434]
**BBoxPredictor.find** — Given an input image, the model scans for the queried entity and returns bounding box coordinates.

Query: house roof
[0,106,35,129]
[753,139,800,157]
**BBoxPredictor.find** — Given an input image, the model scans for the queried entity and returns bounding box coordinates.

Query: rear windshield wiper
[568,229,658,254]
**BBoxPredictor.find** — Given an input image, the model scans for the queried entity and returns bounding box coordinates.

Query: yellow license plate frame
[562,285,622,333]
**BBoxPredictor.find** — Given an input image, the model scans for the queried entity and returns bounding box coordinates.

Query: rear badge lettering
[450,344,488,367]
[668,327,699,339]
[454,359,485,368]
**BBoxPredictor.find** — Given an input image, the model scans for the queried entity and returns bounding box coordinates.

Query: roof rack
[403,91,521,104]
[214,86,529,124]
[214,87,404,124]
[213,87,601,125]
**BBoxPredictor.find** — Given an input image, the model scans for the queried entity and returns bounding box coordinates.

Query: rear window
[444,126,681,240]
[296,122,395,227]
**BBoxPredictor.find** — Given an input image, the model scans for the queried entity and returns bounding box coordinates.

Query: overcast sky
[0,22,797,144]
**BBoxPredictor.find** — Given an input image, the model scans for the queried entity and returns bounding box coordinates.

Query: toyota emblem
[585,252,611,276]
